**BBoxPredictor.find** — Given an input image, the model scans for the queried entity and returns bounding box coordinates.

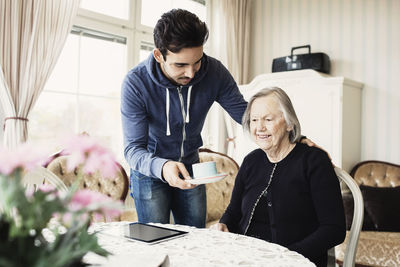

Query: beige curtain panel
[207,0,252,156]
[221,0,252,85]
[221,0,252,157]
[0,0,80,149]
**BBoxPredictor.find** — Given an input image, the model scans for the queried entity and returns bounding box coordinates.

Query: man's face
[154,46,203,86]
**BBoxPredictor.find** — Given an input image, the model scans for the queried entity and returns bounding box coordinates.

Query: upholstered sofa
[121,148,239,227]
[335,160,400,267]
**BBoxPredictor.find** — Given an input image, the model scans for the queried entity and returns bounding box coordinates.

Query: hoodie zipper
[177,86,186,161]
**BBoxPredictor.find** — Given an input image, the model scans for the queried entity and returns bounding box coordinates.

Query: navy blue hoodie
[121,53,247,180]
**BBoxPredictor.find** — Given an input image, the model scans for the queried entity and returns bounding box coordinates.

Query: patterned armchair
[198,148,239,227]
[46,153,129,221]
[335,161,400,267]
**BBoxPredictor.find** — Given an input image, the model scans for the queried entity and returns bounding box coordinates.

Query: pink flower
[61,212,89,226]
[38,184,57,193]
[93,208,121,222]
[62,212,73,225]
[25,184,57,199]
[0,143,49,175]
[25,187,35,198]
[69,189,122,221]
[61,135,119,179]
[69,189,105,211]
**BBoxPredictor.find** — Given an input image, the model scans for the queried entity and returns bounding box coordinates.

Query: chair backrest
[46,154,129,202]
[335,167,364,267]
[199,148,239,225]
[22,166,69,193]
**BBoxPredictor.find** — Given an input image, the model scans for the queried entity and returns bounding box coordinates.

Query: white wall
[249,0,400,164]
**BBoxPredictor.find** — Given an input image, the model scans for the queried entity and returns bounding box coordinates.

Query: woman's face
[249,95,291,153]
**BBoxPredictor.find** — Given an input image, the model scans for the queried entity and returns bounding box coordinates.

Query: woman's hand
[210,223,229,232]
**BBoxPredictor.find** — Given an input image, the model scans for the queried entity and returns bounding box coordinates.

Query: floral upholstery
[46,154,129,222]
[336,231,400,267]
[336,161,400,267]
[46,155,129,201]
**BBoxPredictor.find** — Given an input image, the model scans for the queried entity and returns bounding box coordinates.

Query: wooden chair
[334,167,364,267]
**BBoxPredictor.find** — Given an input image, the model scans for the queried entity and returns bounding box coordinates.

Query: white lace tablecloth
[85,222,315,267]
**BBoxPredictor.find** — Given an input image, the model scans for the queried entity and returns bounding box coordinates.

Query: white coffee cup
[192,161,218,179]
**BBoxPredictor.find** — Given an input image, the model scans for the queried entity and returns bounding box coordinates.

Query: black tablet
[124,222,188,244]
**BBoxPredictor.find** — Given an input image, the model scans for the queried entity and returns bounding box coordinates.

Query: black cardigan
[220,143,346,267]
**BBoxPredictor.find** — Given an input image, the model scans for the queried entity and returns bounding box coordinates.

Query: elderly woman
[214,87,346,267]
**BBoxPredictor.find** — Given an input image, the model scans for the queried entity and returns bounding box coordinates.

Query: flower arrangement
[0,135,123,267]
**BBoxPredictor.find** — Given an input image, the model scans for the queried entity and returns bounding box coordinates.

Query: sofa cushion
[342,192,375,231]
[360,185,400,232]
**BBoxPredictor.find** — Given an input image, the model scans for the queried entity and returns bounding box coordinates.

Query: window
[140,0,206,28]
[29,29,127,162]
[29,0,206,166]
[140,41,155,62]
[79,0,130,20]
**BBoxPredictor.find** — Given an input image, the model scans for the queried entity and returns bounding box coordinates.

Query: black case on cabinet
[272,45,330,74]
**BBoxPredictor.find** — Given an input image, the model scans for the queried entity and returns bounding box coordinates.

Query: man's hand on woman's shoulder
[300,136,334,164]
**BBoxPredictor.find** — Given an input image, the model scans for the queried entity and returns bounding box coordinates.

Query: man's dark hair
[154,9,209,60]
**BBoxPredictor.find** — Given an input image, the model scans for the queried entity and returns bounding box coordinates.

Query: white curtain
[205,0,252,156]
[0,0,80,149]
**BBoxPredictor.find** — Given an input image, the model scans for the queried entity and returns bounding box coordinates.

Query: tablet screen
[124,223,188,244]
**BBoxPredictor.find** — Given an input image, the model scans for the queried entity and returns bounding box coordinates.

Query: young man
[121,9,247,228]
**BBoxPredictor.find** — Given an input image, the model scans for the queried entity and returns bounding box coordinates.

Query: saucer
[187,173,227,184]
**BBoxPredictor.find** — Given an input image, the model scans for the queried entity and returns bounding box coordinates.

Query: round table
[85,222,315,267]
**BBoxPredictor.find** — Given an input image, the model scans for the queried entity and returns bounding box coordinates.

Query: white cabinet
[233,70,363,172]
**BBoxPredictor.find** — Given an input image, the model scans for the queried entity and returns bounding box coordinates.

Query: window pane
[79,36,127,97]
[30,30,127,163]
[140,41,154,62]
[44,35,79,93]
[80,0,130,20]
[141,0,206,28]
[78,96,124,162]
[29,92,77,150]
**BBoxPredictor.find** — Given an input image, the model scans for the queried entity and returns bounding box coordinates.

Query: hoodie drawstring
[165,85,193,136]
[185,85,192,123]
[165,88,171,136]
